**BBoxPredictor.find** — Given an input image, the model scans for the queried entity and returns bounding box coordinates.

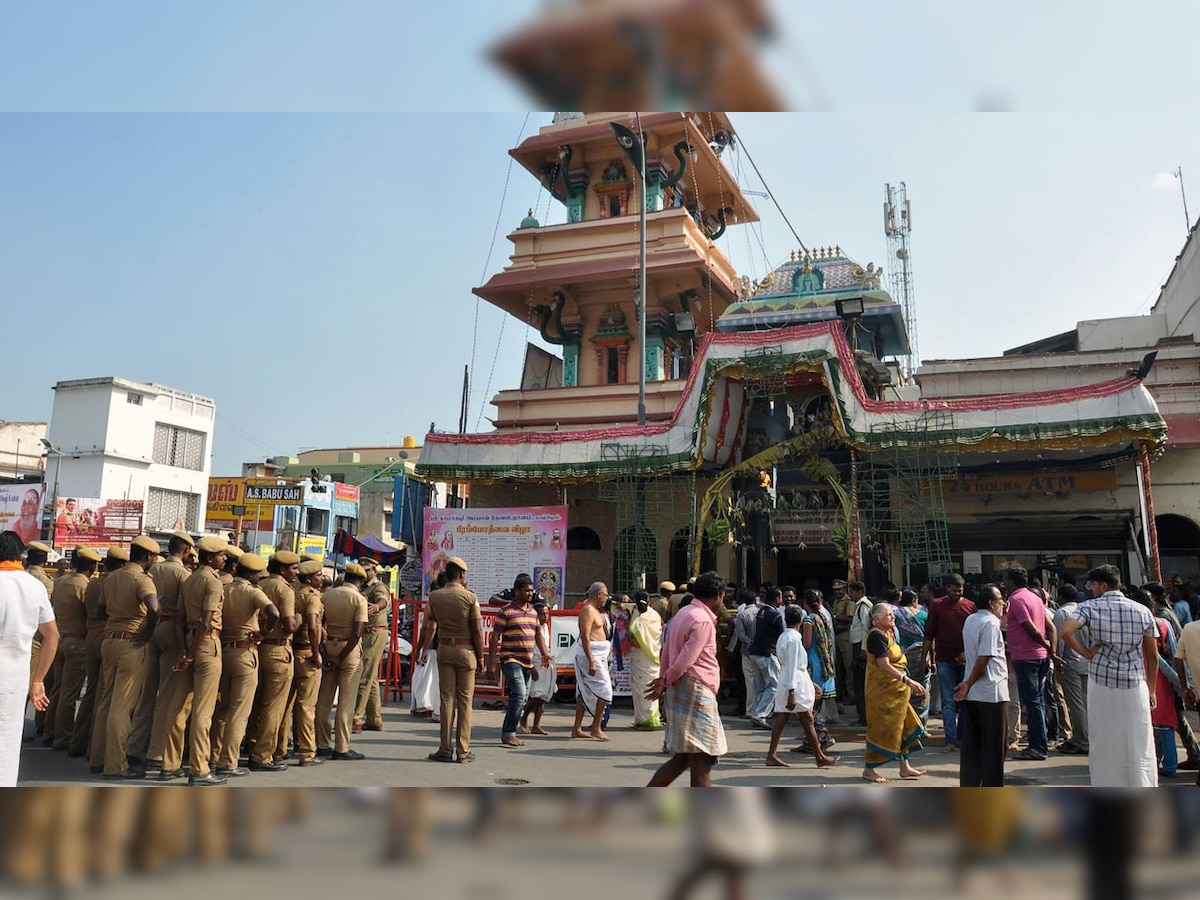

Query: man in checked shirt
[1060,564,1159,787]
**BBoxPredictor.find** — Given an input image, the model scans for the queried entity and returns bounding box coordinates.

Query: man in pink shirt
[1003,566,1057,760]
[646,571,728,787]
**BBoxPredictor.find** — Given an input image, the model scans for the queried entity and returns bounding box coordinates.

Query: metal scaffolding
[598,443,696,593]
[859,411,957,586]
[740,344,790,399]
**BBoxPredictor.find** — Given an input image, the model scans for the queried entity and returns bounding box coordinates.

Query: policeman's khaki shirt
[259,575,297,638]
[149,557,189,617]
[428,583,481,642]
[223,577,273,639]
[180,566,225,632]
[50,573,90,639]
[101,564,157,633]
[322,587,367,639]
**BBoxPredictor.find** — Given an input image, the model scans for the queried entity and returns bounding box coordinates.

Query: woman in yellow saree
[864,603,927,782]
[628,591,664,729]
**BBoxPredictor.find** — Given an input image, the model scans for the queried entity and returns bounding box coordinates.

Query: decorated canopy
[417,322,1166,484]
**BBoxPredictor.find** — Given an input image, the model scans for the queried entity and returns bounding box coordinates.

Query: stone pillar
[562,343,579,387]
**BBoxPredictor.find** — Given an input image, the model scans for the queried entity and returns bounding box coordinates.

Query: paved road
[16,694,1148,787]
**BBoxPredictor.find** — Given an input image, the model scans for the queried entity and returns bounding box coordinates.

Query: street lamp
[40,438,61,548]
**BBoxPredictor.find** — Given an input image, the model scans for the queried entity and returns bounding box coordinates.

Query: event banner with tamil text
[54,498,143,548]
[0,483,45,546]
[423,506,567,606]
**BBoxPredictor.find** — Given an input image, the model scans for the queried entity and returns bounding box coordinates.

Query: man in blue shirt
[746,587,784,728]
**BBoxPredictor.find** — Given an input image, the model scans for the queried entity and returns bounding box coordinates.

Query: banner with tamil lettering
[0,483,45,546]
[422,506,567,606]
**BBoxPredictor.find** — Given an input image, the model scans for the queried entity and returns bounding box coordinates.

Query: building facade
[45,377,215,540]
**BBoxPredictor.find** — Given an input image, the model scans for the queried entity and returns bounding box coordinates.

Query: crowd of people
[3,523,1199,789]
[0,529,396,786]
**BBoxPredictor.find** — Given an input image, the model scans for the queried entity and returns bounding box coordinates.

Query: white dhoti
[574,641,613,715]
[529,657,557,702]
[0,690,27,787]
[775,668,817,715]
[1087,680,1158,788]
[410,650,439,713]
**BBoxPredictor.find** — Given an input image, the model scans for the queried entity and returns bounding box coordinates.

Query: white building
[0,421,47,479]
[46,377,215,535]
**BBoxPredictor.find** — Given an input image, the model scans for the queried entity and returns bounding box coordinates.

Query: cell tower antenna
[884,182,917,375]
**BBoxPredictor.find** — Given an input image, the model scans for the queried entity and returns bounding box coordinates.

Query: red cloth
[924,596,976,663]
[1152,619,1179,730]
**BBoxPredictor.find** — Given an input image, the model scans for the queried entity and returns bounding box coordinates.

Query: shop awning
[948,516,1131,553]
[331,529,406,567]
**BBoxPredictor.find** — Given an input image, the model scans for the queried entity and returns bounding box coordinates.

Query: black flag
[609,121,645,178]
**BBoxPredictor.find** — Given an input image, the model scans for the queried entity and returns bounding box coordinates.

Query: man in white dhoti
[521,601,557,735]
[0,531,60,786]
[572,582,613,741]
[1061,565,1159,788]
[629,590,663,729]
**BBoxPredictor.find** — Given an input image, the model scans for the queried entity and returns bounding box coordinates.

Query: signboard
[207,477,298,531]
[298,535,326,559]
[334,483,360,503]
[0,483,45,545]
[53,498,143,548]
[771,511,840,547]
[422,506,568,605]
[943,470,1118,497]
[246,484,303,504]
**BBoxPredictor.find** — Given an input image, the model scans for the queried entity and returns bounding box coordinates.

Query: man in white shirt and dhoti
[573,582,613,741]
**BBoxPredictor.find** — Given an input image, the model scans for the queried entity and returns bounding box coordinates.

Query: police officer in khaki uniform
[172,535,229,785]
[25,541,56,738]
[315,564,368,760]
[128,530,194,775]
[418,556,483,763]
[288,559,325,766]
[75,547,124,760]
[95,535,161,778]
[220,544,243,585]
[353,558,391,733]
[247,550,301,771]
[45,547,100,751]
[212,552,279,776]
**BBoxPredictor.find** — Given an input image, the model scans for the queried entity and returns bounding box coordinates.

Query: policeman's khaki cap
[132,536,162,555]
[300,554,319,563]
[224,545,244,559]
[27,541,51,554]
[659,581,676,594]
[196,536,229,555]
[74,547,102,563]
[107,547,130,562]
[831,579,847,588]
[447,556,468,572]
[171,530,196,547]
[299,560,323,577]
[359,557,378,569]
[345,563,367,580]
[272,550,301,566]
[238,553,267,573]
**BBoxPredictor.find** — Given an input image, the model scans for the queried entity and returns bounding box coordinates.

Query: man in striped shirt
[487,574,552,748]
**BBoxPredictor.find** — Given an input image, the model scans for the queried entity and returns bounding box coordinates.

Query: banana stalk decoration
[692,426,851,578]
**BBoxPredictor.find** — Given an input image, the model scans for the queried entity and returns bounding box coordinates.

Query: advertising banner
[206,477,297,531]
[54,498,143,548]
[0,483,45,546]
[333,483,360,503]
[422,506,567,606]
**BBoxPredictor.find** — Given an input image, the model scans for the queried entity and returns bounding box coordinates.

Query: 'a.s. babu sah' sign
[943,470,1118,496]
[244,484,304,503]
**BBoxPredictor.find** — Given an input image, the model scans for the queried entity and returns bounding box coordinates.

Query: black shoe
[298,756,326,767]
[316,748,333,759]
[144,760,163,772]
[457,752,476,764]
[331,750,365,761]
[249,761,287,772]
[159,768,186,780]
[427,752,455,763]
[188,772,228,786]
[216,767,250,777]
[119,767,146,780]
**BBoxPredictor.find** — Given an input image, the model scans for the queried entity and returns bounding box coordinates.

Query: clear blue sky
[3,6,1198,474]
